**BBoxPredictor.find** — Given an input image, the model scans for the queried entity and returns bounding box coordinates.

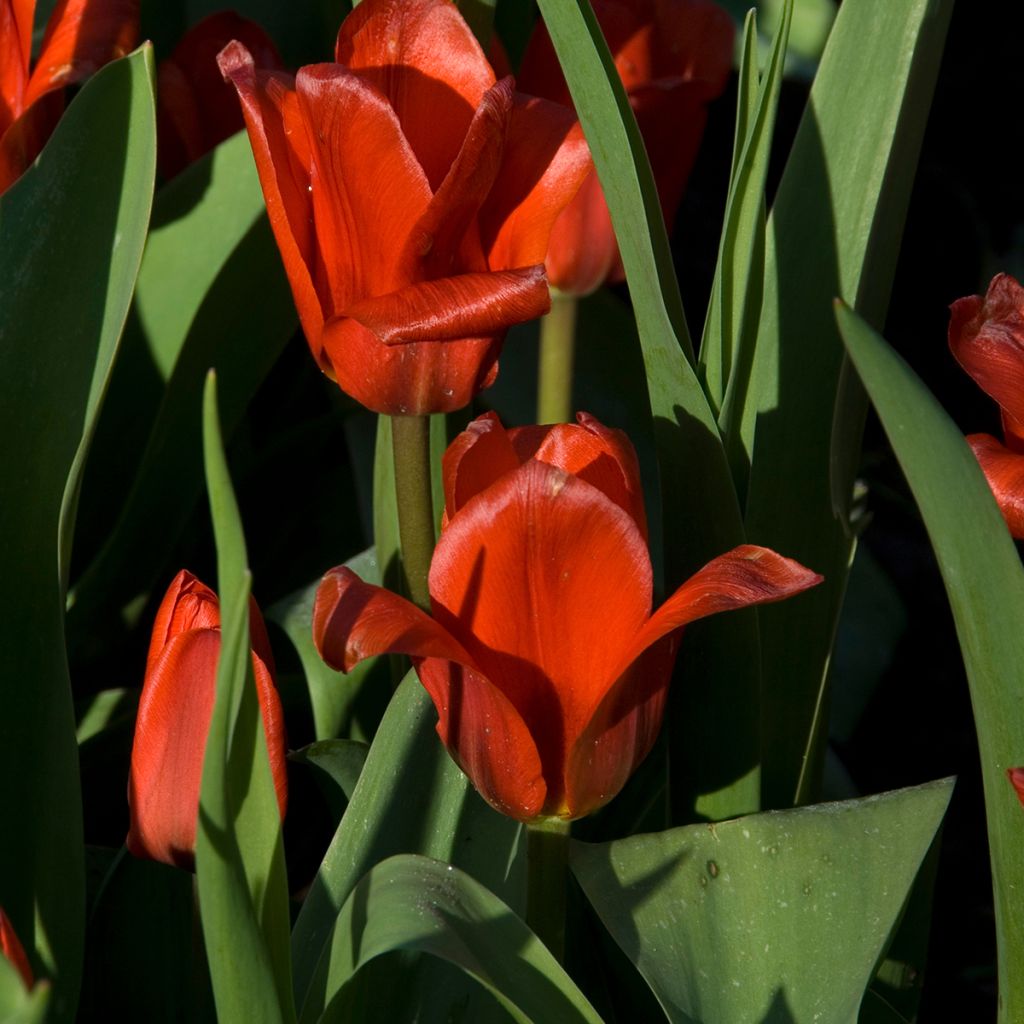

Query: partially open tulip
[949,273,1024,538]
[0,0,139,193]
[0,907,33,989]
[218,0,591,415]
[517,0,734,295]
[127,571,287,870]
[313,412,820,822]
[157,11,282,180]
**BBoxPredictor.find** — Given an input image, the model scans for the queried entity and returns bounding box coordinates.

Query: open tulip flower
[313,412,821,822]
[218,0,591,416]
[517,0,734,295]
[127,571,288,870]
[949,273,1024,538]
[0,0,139,193]
[0,907,33,990]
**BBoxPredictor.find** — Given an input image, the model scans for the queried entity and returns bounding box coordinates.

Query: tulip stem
[390,414,436,611]
[526,816,571,964]
[537,293,578,424]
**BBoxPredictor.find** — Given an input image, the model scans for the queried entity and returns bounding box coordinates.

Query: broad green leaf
[305,855,603,1024]
[291,674,522,1020]
[68,134,296,640]
[572,779,953,1024]
[736,0,952,806]
[267,549,386,742]
[0,46,156,1016]
[196,374,295,1024]
[836,303,1024,1023]
[535,0,760,826]
[0,957,49,1024]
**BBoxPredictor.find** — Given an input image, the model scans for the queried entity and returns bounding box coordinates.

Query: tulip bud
[0,907,33,990]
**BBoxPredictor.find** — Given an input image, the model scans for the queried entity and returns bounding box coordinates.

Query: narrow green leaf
[68,134,296,637]
[736,0,953,807]
[0,46,156,1016]
[267,549,386,742]
[291,674,522,1020]
[572,779,953,1024]
[0,957,49,1024]
[195,373,295,1024]
[75,689,138,746]
[305,855,603,1024]
[836,303,1024,1023]
[290,740,369,823]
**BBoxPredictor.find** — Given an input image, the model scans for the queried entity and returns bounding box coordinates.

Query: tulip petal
[296,63,432,306]
[404,77,514,279]
[430,459,653,811]
[1008,767,1024,809]
[24,0,138,108]
[442,411,522,524]
[145,570,220,676]
[481,93,591,269]
[0,88,61,193]
[0,0,33,132]
[335,0,494,191]
[312,566,546,819]
[966,433,1024,539]
[510,412,648,539]
[0,906,33,990]
[219,43,325,352]
[337,266,548,345]
[128,629,222,869]
[949,274,1024,433]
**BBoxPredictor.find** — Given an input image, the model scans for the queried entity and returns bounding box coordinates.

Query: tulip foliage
[6,0,1024,1022]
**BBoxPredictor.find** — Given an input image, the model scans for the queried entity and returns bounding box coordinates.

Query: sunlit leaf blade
[303,854,603,1024]
[0,46,156,1016]
[572,779,953,1024]
[195,373,295,1024]
[836,303,1024,1022]
[736,0,953,807]
[291,674,522,1020]
[535,0,762,826]
[0,956,49,1024]
[268,549,385,742]
[68,132,296,636]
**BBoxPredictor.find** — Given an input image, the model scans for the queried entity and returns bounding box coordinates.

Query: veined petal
[966,433,1024,539]
[312,566,546,819]
[128,629,222,870]
[510,412,647,538]
[442,411,521,525]
[481,93,591,270]
[24,0,138,108]
[296,63,431,306]
[338,266,548,345]
[219,43,325,352]
[949,274,1024,428]
[403,77,514,279]
[336,0,495,191]
[0,906,33,990]
[145,570,220,676]
[429,459,653,808]
[0,0,34,132]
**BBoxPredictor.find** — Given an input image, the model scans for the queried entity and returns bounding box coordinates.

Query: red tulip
[313,412,820,822]
[157,11,282,180]
[218,0,591,415]
[0,907,32,990]
[949,273,1024,538]
[0,0,138,193]
[517,0,734,296]
[1009,767,1024,809]
[127,571,288,870]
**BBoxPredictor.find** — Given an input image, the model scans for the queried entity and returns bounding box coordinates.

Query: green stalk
[537,293,579,424]
[390,414,435,611]
[526,817,571,963]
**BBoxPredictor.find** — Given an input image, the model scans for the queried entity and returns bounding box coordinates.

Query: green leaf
[305,854,603,1024]
[535,0,760,826]
[572,779,953,1024]
[735,0,953,806]
[291,674,522,1020]
[0,46,156,1015]
[0,957,49,1024]
[75,689,139,746]
[290,740,370,823]
[836,303,1024,1023]
[195,373,295,1024]
[267,549,387,742]
[68,132,296,638]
